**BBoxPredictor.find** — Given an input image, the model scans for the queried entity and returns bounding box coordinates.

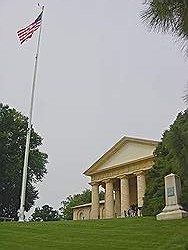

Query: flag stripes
[17,11,43,44]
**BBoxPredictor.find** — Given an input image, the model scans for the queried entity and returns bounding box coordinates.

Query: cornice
[90,156,154,182]
[88,155,154,176]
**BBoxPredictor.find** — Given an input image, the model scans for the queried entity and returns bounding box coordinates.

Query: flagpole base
[18,209,25,222]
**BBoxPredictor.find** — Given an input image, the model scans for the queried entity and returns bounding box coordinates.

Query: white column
[105,179,114,218]
[137,171,146,209]
[91,182,99,219]
[120,175,130,217]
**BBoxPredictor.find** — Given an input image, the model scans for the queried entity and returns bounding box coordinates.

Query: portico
[88,167,149,219]
[73,136,158,220]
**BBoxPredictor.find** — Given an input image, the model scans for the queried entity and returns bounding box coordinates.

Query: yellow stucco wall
[73,202,105,220]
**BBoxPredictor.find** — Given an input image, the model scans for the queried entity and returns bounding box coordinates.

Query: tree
[143,110,188,215]
[60,189,105,220]
[141,0,188,52]
[0,103,48,220]
[30,205,60,221]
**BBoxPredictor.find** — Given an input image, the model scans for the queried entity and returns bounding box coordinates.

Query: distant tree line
[30,205,60,222]
[60,189,104,220]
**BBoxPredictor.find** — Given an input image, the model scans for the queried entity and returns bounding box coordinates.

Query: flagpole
[19,6,44,222]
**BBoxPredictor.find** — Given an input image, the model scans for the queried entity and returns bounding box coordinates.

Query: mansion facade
[73,136,158,220]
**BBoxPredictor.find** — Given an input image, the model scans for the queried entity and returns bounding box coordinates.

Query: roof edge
[83,136,159,176]
[72,200,105,209]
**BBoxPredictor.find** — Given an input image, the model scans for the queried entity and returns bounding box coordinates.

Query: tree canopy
[0,104,48,220]
[143,110,188,215]
[142,0,188,52]
[60,189,104,220]
[30,205,60,221]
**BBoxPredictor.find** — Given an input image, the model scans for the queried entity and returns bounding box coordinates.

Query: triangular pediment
[84,137,159,176]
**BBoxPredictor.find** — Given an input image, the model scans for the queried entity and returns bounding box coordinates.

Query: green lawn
[0,217,188,250]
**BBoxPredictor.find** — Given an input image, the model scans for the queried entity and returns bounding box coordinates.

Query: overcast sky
[1,0,187,212]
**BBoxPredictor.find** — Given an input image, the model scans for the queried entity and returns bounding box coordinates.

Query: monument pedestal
[157,207,188,220]
[157,173,188,220]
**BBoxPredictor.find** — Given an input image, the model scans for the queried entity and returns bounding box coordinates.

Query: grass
[0,217,188,250]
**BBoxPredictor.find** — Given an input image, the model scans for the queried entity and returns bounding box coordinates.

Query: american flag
[17,10,43,44]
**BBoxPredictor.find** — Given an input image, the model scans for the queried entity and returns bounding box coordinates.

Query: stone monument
[157,173,188,220]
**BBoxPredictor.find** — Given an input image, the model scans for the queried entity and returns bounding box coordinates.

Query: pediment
[84,137,158,176]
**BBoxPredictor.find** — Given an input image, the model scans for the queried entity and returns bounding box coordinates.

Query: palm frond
[141,1,188,36]
[141,0,188,52]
